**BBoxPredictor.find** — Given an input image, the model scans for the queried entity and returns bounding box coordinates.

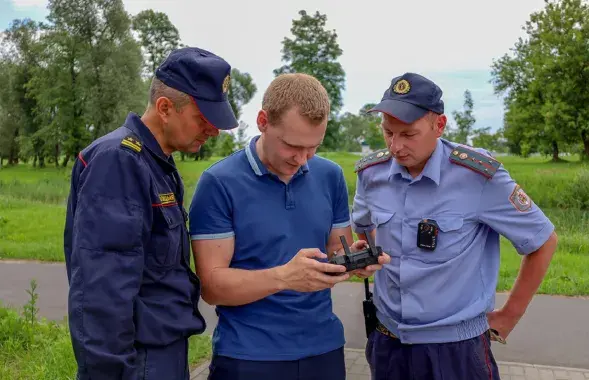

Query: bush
[0,280,77,380]
[560,169,589,210]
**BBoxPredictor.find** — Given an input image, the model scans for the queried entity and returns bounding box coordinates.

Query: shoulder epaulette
[449,145,500,179]
[354,149,392,173]
[120,134,142,153]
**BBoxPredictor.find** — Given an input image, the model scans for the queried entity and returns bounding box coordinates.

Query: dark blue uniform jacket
[63,113,206,380]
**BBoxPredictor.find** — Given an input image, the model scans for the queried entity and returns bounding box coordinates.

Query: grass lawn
[0,281,211,380]
[1,152,589,296]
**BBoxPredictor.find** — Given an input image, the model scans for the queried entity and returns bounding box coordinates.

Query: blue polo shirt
[188,135,351,361]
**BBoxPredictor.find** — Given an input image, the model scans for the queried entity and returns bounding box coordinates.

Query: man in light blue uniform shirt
[352,72,558,379]
[189,73,390,380]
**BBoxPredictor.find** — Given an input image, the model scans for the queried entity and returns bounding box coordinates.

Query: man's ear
[155,96,173,123]
[257,109,269,132]
[435,114,447,137]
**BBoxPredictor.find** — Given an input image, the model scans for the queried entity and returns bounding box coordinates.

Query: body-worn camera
[417,218,439,251]
[328,232,383,272]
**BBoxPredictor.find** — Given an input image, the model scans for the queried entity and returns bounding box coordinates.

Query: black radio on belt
[417,218,439,251]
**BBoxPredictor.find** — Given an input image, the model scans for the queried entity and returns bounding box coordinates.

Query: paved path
[2,260,589,374]
[190,348,589,380]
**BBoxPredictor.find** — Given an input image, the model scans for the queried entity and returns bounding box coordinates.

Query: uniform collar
[123,112,177,173]
[245,135,309,177]
[389,138,443,186]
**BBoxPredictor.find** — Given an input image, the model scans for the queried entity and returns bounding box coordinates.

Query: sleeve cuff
[190,231,235,240]
[332,221,351,229]
[515,220,555,255]
[353,224,376,234]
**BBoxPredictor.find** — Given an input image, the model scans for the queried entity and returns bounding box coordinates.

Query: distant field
[1,151,588,296]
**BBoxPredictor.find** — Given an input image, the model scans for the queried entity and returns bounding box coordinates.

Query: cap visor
[368,99,428,124]
[193,98,238,130]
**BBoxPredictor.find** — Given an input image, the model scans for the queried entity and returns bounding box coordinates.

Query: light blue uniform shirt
[351,138,554,344]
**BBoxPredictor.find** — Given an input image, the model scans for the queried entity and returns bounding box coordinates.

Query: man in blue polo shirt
[188,73,390,380]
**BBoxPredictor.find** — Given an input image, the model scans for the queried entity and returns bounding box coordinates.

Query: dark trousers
[208,347,346,380]
[366,328,501,380]
[136,338,190,380]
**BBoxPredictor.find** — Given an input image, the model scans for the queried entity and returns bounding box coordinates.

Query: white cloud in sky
[9,0,47,9]
[7,0,548,137]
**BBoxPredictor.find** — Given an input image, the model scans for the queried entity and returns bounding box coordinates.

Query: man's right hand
[276,248,350,292]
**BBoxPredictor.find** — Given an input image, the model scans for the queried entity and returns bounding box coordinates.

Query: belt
[376,320,507,345]
[376,321,398,339]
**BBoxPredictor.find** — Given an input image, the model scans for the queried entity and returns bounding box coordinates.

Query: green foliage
[228,68,257,121]
[274,10,346,151]
[0,280,211,379]
[132,9,181,77]
[337,104,385,152]
[0,1,256,168]
[2,155,589,296]
[447,90,476,144]
[491,0,589,160]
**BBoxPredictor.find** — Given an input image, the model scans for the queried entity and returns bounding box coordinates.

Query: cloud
[9,0,47,9]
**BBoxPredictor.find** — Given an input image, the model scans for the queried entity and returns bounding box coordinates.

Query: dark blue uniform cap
[155,47,238,130]
[368,72,444,124]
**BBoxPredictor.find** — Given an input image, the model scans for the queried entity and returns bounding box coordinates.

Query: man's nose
[390,137,403,153]
[293,151,307,165]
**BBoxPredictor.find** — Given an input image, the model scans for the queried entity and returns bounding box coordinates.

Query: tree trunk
[55,144,59,168]
[33,156,37,168]
[583,131,589,161]
[39,155,45,168]
[62,155,70,168]
[552,141,560,162]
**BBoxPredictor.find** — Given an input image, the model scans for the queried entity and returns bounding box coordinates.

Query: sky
[1,0,548,139]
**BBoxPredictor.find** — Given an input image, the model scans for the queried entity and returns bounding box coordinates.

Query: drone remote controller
[328,231,383,273]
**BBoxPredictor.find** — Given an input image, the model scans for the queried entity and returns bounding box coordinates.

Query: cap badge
[222,74,231,93]
[392,79,411,94]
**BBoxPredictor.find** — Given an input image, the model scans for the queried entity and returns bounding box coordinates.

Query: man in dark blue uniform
[63,47,238,380]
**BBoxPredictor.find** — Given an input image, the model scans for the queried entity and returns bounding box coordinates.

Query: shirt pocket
[412,214,465,263]
[146,206,183,271]
[370,210,402,257]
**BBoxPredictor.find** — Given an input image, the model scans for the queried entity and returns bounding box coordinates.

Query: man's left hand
[487,308,522,343]
[334,240,391,279]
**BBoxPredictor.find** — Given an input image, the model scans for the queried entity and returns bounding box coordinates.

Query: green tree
[0,19,44,166]
[132,9,181,78]
[274,10,346,151]
[450,90,476,145]
[235,121,249,150]
[26,0,145,167]
[228,68,257,121]
[491,0,589,160]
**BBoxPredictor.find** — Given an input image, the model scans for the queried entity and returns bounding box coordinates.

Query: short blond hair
[262,73,330,125]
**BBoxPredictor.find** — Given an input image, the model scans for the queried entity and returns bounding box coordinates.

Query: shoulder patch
[354,149,392,173]
[120,134,142,153]
[509,184,532,212]
[449,146,500,179]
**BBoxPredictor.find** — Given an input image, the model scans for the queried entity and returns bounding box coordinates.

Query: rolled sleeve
[69,149,150,380]
[188,171,234,240]
[332,167,351,229]
[477,165,555,255]
[351,175,375,234]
